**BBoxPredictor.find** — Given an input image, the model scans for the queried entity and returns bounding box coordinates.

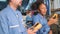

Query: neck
[37,10,44,17]
[9,3,18,11]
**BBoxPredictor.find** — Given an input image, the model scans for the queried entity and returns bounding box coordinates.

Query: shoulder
[17,10,22,15]
[17,10,22,14]
[0,8,7,17]
[33,14,39,18]
[0,6,10,16]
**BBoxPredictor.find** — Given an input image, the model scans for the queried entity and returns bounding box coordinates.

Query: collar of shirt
[7,5,19,13]
[37,13,46,19]
[7,5,20,18]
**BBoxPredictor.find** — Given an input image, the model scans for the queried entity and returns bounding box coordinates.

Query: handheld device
[30,23,42,31]
[52,14,58,19]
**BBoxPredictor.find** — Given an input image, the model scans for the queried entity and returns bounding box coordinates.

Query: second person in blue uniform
[32,1,58,34]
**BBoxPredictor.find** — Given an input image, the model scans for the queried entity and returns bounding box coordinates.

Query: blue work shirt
[0,5,27,34]
[26,15,33,28]
[26,15,32,22]
[32,13,50,34]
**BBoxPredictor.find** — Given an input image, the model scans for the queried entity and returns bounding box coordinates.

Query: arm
[32,16,42,32]
[42,24,50,34]
[0,15,9,34]
[19,12,36,34]
[48,18,58,26]
[39,21,50,34]
[49,30,53,34]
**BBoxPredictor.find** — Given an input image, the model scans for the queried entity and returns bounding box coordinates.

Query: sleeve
[0,15,9,34]
[19,11,28,33]
[43,24,50,34]
[22,31,28,34]
[33,16,40,24]
[40,24,50,34]
[43,19,50,34]
[39,19,50,34]
[26,16,29,22]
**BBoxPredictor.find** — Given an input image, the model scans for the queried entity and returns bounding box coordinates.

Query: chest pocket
[39,18,47,26]
[8,16,19,26]
[7,16,22,32]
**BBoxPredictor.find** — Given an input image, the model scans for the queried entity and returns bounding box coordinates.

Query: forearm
[49,30,53,34]
[48,21,53,26]
[40,31,49,34]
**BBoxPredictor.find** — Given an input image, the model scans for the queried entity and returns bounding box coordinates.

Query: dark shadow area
[0,1,7,11]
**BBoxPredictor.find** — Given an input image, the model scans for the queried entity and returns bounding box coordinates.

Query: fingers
[27,28,36,34]
[49,18,58,24]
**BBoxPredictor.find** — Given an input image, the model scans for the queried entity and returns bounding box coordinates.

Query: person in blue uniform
[26,10,33,28]
[0,0,36,34]
[32,1,58,34]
